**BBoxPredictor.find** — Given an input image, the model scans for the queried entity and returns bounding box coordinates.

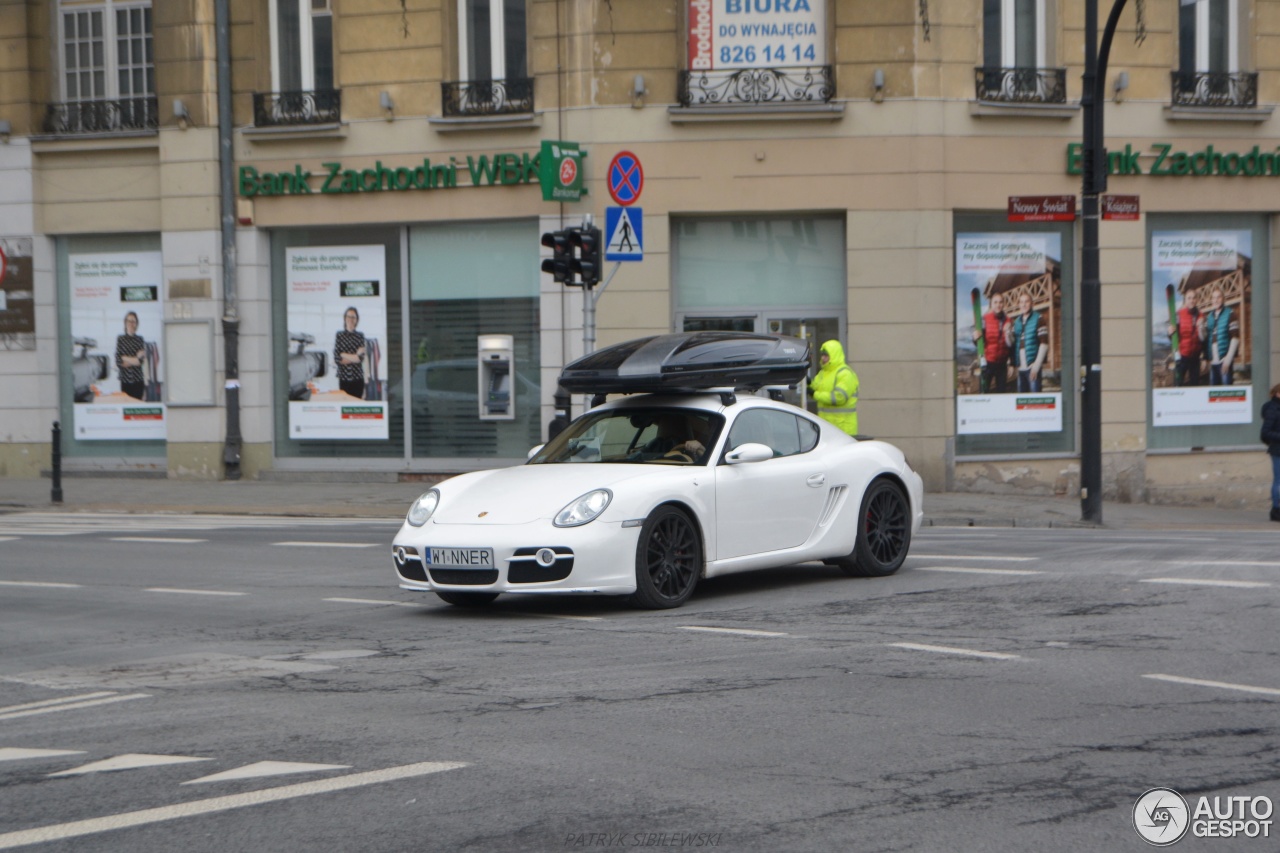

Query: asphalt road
[1,514,1277,852]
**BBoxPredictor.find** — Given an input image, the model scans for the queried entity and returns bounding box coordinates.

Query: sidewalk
[2,476,1275,531]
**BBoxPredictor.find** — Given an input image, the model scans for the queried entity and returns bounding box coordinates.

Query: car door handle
[806,474,825,488]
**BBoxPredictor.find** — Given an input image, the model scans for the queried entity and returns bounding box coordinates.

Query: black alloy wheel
[631,506,701,609]
[837,478,911,577]
[435,591,499,607]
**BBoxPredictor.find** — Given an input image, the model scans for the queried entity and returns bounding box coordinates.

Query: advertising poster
[69,252,166,440]
[955,233,1064,435]
[286,245,388,440]
[687,0,826,71]
[0,237,35,351]
[1151,230,1253,427]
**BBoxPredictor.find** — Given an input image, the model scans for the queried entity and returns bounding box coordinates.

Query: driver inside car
[635,413,706,462]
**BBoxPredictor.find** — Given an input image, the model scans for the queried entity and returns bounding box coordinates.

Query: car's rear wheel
[631,506,701,609]
[836,478,911,577]
[435,591,499,607]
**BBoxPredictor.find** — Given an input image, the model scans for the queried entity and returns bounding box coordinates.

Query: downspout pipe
[215,0,241,479]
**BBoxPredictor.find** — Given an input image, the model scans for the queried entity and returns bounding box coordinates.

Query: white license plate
[426,547,495,569]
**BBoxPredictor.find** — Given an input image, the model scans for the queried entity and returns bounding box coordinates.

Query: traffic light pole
[1080,0,1129,525]
[583,261,622,356]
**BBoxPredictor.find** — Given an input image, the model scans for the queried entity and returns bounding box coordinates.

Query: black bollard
[51,421,63,503]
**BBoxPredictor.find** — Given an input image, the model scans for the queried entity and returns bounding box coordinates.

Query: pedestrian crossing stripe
[48,754,212,777]
[183,761,350,784]
[605,206,643,261]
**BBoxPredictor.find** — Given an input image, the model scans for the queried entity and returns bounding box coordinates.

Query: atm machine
[477,334,514,421]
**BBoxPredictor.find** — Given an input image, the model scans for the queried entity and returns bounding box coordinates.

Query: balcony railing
[974,67,1067,104]
[678,66,834,106]
[252,89,342,127]
[1171,70,1258,108]
[441,78,534,117]
[42,97,158,135]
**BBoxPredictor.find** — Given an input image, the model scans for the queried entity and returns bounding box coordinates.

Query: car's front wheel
[435,591,499,607]
[631,506,701,609]
[835,478,911,577]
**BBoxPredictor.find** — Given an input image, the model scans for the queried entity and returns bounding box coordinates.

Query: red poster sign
[1007,195,1076,222]
[1102,194,1140,221]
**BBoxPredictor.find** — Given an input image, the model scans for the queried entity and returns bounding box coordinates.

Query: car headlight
[554,489,612,527]
[406,489,440,527]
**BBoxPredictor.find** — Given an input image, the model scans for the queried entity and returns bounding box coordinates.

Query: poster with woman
[954,233,1064,434]
[285,245,389,440]
[1150,229,1253,427]
[69,252,166,440]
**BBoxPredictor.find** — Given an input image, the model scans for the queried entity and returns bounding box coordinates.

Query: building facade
[1,0,1277,507]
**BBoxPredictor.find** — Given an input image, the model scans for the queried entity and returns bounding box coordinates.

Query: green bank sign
[1067,142,1280,177]
[239,142,588,201]
[240,153,540,197]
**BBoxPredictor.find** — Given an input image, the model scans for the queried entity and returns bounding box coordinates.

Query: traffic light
[570,225,602,288]
[540,229,573,285]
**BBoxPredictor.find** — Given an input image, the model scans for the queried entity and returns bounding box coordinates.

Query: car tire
[435,591,499,607]
[630,506,702,609]
[836,478,911,577]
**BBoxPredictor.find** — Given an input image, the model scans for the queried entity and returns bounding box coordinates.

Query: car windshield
[530,407,723,466]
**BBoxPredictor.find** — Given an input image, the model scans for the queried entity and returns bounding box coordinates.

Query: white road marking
[914,566,1044,576]
[1144,673,1280,698]
[678,626,788,638]
[273,541,378,548]
[1141,578,1271,589]
[888,642,1022,661]
[0,760,467,850]
[524,613,604,622]
[0,580,82,589]
[0,537,17,542]
[0,692,117,715]
[109,537,208,544]
[144,588,246,597]
[183,761,350,785]
[1171,560,1280,568]
[324,597,419,608]
[49,754,212,777]
[0,694,150,721]
[0,748,87,763]
[910,554,1038,562]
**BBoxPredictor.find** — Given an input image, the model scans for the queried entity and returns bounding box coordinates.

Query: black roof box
[559,332,811,395]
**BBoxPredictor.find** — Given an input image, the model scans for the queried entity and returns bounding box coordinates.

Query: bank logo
[1134,788,1190,846]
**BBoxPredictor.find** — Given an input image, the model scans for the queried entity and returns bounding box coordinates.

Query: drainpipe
[216,0,241,480]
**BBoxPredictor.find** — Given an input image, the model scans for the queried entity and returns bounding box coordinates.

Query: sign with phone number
[687,0,826,71]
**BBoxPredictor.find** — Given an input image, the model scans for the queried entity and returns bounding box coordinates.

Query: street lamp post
[1080,0,1130,524]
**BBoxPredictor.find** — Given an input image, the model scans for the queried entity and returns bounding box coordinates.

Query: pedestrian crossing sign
[605,206,643,262]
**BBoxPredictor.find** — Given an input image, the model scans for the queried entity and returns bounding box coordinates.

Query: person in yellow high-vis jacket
[808,339,859,436]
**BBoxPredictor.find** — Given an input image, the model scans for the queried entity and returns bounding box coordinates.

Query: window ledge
[242,122,347,142]
[969,101,1079,119]
[428,113,541,133]
[667,102,844,123]
[1163,104,1274,123]
[30,132,159,154]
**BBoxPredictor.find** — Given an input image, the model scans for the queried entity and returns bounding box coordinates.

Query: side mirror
[527,444,545,460]
[725,442,774,464]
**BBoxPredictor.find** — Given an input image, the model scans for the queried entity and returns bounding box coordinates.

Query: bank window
[257,0,337,126]
[270,0,333,94]
[1174,0,1254,107]
[443,0,532,116]
[977,0,1065,104]
[49,2,154,133]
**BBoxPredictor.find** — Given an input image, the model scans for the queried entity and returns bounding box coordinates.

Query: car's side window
[797,416,820,453]
[726,409,812,458]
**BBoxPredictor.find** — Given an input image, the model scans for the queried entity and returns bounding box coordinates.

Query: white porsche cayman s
[391,333,923,609]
